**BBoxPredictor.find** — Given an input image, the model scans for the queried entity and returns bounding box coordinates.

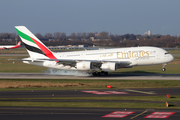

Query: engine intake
[76,61,92,70]
[101,62,117,71]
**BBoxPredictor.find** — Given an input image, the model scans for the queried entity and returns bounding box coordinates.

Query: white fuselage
[0,45,15,49]
[0,41,21,50]
[23,46,174,71]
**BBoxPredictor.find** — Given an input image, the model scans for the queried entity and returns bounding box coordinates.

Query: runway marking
[102,111,134,118]
[130,110,147,119]
[144,112,175,118]
[126,89,155,94]
[82,91,128,95]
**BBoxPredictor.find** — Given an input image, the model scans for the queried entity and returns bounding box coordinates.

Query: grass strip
[1,96,180,102]
[0,79,180,90]
[0,101,176,109]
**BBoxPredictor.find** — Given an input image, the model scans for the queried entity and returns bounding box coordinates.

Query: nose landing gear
[162,64,166,72]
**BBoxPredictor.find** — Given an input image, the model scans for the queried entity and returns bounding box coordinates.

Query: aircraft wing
[37,58,132,67]
[38,58,120,63]
[10,58,132,68]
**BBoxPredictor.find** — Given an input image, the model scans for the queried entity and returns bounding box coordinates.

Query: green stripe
[15,28,35,44]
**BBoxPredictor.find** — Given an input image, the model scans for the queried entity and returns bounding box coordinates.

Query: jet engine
[76,61,92,70]
[101,62,117,71]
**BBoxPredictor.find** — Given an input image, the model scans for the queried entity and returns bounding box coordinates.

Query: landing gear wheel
[162,68,166,72]
[105,72,108,75]
[92,72,101,76]
[92,71,108,76]
[97,72,101,76]
[93,72,97,76]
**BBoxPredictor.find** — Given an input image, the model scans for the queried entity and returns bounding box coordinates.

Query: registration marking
[102,111,134,118]
[144,112,175,118]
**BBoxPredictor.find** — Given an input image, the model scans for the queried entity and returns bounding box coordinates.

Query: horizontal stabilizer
[8,58,44,62]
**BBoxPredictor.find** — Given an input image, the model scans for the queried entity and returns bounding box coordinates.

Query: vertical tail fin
[10,41,21,49]
[17,41,21,46]
[15,26,57,60]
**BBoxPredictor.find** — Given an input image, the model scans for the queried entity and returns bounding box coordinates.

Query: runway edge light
[106,85,111,88]
[166,94,170,98]
[166,102,169,107]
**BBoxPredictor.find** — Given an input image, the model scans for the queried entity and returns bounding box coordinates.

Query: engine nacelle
[76,62,92,70]
[101,63,117,71]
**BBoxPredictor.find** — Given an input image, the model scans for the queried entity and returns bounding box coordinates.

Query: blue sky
[0,0,180,36]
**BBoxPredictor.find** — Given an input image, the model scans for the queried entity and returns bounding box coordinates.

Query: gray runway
[0,72,180,80]
[0,107,179,120]
[0,72,180,119]
[0,88,180,108]
[0,88,180,98]
[0,88,180,120]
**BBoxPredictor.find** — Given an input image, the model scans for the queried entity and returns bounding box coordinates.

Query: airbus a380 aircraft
[0,41,21,50]
[15,26,174,76]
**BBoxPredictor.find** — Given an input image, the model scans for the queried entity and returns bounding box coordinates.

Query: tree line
[0,32,180,48]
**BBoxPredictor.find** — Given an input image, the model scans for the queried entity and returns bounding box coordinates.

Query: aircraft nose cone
[169,54,174,62]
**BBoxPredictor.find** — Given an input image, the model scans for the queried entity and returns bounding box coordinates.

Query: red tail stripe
[30,37,57,59]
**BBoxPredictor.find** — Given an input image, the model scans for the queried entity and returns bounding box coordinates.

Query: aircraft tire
[162,68,166,72]
[105,72,108,75]
[92,71,108,76]
[101,71,105,75]
[97,72,101,76]
[93,72,97,76]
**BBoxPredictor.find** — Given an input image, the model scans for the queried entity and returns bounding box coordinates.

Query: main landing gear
[92,71,108,76]
[162,64,166,72]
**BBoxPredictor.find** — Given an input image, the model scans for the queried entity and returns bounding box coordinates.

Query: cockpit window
[165,52,169,55]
